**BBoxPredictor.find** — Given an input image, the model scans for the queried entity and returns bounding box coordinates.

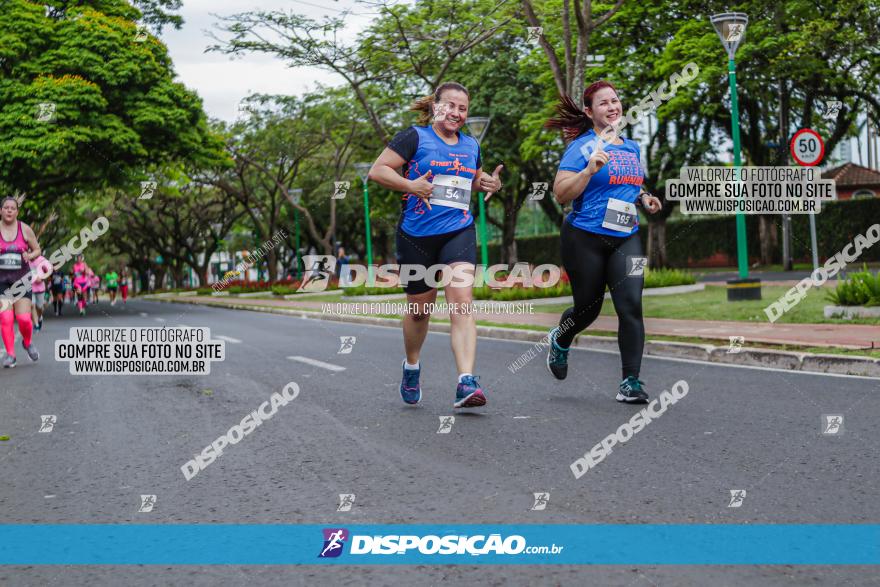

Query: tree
[208,0,513,143]
[0,0,221,205]
[205,94,370,279]
[522,0,626,107]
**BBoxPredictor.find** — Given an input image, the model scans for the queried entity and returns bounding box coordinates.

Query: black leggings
[555,221,645,379]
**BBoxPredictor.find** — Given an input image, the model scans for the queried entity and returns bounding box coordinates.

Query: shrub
[643,267,696,288]
[826,266,880,306]
[271,283,302,296]
[343,284,405,296]
[473,282,571,301]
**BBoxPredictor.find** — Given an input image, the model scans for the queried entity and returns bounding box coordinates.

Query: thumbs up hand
[409,170,434,209]
[480,164,504,201]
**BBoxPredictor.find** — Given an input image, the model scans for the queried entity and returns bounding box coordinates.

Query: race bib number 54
[601,198,637,233]
[430,174,471,210]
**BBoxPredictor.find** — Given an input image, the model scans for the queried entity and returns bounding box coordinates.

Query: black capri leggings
[555,220,645,379]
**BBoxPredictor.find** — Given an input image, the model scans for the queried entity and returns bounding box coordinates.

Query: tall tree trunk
[647,218,668,268]
[266,249,278,282]
[154,267,167,291]
[758,216,778,265]
[169,265,184,288]
[196,265,209,288]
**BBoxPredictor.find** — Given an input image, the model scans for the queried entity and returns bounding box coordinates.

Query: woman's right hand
[408,170,434,210]
[585,143,609,176]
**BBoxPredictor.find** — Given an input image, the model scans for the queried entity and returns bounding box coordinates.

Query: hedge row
[487,198,880,267]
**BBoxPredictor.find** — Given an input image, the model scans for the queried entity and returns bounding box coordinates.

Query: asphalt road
[1,298,878,586]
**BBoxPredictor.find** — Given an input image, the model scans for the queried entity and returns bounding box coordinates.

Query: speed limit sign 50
[790,128,825,166]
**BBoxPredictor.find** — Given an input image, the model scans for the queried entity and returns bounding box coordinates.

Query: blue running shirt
[557,130,645,237]
[389,125,482,237]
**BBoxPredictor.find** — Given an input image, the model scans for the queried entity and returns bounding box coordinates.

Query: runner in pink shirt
[0,197,42,367]
[30,256,52,331]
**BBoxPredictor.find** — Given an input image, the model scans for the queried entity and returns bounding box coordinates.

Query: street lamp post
[353,162,374,285]
[711,12,761,301]
[465,116,492,273]
[286,188,303,280]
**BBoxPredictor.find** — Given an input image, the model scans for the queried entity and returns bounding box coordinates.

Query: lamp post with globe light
[353,162,374,285]
[710,12,761,300]
[465,116,492,272]
[286,188,303,280]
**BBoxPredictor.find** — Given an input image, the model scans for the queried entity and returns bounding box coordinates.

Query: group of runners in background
[46,256,130,318]
[0,196,130,368]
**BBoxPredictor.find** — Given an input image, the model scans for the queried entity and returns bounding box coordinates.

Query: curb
[824,305,880,319]
[148,296,879,378]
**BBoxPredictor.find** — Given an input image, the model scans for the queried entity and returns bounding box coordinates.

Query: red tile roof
[822,163,880,188]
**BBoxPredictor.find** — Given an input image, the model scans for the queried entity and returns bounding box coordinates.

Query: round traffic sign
[790,129,825,166]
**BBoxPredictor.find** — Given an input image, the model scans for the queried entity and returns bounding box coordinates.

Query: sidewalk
[152,294,879,351]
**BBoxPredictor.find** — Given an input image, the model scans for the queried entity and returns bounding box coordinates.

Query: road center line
[287,356,346,372]
[214,335,242,344]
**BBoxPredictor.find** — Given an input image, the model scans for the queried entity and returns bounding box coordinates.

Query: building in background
[822,163,880,200]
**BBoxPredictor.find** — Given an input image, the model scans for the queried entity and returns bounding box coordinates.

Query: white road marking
[214,335,242,344]
[287,355,346,372]
[139,312,149,317]
[154,318,165,323]
[513,416,531,419]
[206,311,877,382]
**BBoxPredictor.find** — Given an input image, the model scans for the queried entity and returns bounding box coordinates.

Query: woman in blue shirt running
[368,82,503,409]
[544,81,663,404]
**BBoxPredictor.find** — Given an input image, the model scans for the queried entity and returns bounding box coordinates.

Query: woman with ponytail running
[543,81,663,404]
[72,254,89,315]
[368,81,503,409]
[0,197,42,367]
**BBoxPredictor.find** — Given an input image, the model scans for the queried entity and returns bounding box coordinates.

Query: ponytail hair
[545,80,619,141]
[410,81,470,126]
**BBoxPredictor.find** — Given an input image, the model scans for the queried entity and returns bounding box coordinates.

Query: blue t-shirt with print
[389,125,481,237]
[557,130,644,237]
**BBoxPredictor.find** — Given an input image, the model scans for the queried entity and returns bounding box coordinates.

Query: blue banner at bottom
[0,524,878,565]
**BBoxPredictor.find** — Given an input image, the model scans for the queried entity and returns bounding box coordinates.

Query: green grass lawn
[692,262,880,277]
[537,284,880,325]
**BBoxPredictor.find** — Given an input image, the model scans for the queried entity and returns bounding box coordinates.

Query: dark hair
[544,80,619,141]
[1,196,18,209]
[410,82,470,126]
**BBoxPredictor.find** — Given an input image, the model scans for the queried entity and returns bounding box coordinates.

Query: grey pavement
[1,299,878,586]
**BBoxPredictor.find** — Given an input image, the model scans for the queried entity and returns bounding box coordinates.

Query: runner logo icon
[725,23,744,42]
[319,528,349,558]
[822,100,842,120]
[337,494,355,512]
[527,182,548,201]
[727,489,746,508]
[39,415,57,433]
[298,255,336,292]
[36,102,56,122]
[822,414,844,435]
[437,416,455,434]
[139,181,157,200]
[526,27,542,44]
[338,336,356,354]
[727,336,744,354]
[139,494,157,512]
[333,182,350,200]
[627,256,648,276]
[531,492,549,511]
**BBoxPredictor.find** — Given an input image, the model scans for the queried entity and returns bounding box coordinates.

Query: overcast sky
[161,0,378,122]
[160,1,868,166]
